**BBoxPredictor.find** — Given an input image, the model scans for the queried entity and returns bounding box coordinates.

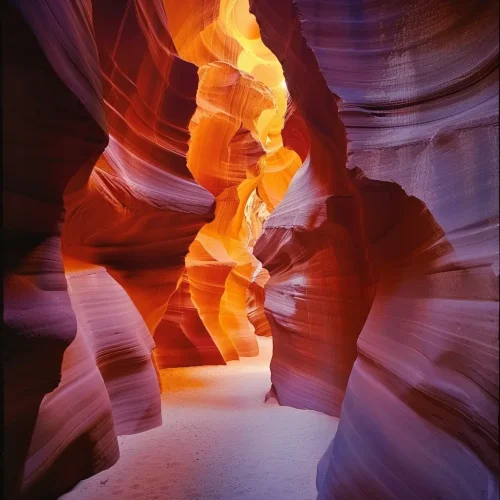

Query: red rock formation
[252,0,499,497]
[22,264,162,498]
[3,4,108,498]
[4,0,499,498]
[63,0,215,334]
[244,193,272,337]
[155,272,226,368]
[247,268,272,337]
[317,170,499,499]
[56,0,215,493]
[252,0,374,417]
[4,1,213,498]
[56,9,216,491]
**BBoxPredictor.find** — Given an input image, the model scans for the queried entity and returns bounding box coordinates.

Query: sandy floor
[60,337,338,500]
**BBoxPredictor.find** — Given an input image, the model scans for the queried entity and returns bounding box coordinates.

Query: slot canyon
[2,0,499,499]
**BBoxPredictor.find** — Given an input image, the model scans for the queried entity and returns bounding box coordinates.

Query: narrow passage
[60,337,338,500]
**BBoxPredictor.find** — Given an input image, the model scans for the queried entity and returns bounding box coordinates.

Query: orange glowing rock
[4,1,499,499]
[156,272,225,368]
[4,1,214,498]
[257,147,302,212]
[182,62,267,360]
[246,268,272,337]
[162,0,302,363]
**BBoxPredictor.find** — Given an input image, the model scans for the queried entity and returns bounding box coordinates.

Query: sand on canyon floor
[60,336,338,500]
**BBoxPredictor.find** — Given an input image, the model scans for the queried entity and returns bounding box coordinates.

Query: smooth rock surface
[3,4,108,498]
[252,0,374,417]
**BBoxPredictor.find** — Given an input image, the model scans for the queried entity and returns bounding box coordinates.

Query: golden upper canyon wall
[160,0,302,364]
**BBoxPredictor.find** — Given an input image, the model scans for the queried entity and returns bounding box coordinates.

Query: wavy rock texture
[184,62,271,361]
[58,5,216,493]
[4,1,214,498]
[66,266,161,436]
[252,0,374,417]
[4,0,499,499]
[22,265,162,499]
[63,0,215,334]
[2,3,108,499]
[56,0,215,494]
[247,267,272,337]
[156,271,226,368]
[316,169,499,499]
[295,0,499,275]
[252,0,499,497]
[163,0,302,362]
[245,195,272,337]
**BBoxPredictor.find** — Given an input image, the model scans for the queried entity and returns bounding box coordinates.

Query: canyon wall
[252,0,374,418]
[252,0,499,498]
[4,1,214,498]
[162,0,304,363]
[3,0,304,496]
[3,0,498,498]
[3,3,108,498]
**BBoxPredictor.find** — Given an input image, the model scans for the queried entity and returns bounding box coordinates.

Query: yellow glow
[162,0,303,361]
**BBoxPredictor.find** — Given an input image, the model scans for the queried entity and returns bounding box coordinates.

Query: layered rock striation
[4,1,213,498]
[252,0,374,417]
[252,0,499,497]
[163,0,302,361]
[3,0,498,499]
[3,3,108,498]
